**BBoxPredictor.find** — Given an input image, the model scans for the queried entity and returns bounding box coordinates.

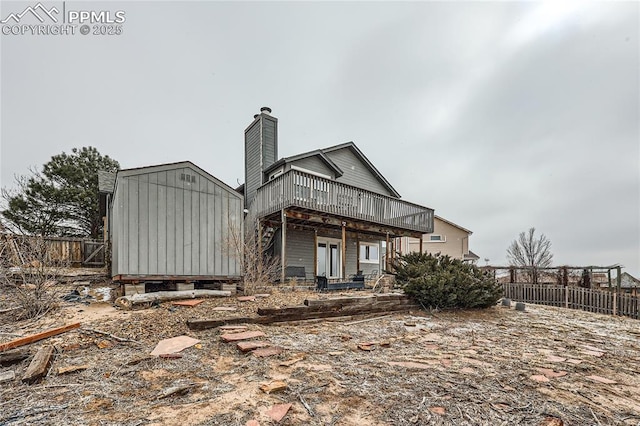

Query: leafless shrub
[224,221,280,295]
[0,233,63,319]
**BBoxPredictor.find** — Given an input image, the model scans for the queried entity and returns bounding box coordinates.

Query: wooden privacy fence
[1,235,105,267]
[503,283,640,320]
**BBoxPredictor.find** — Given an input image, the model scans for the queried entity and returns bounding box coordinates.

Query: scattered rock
[150,336,201,356]
[237,341,271,352]
[530,375,550,383]
[220,331,266,342]
[388,361,432,369]
[0,370,15,383]
[586,375,617,384]
[252,346,285,358]
[540,416,564,426]
[429,406,446,415]
[260,380,288,394]
[279,354,306,367]
[536,368,568,378]
[265,403,292,422]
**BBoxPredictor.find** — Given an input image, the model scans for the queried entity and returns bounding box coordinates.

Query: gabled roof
[265,141,401,198]
[263,149,343,177]
[435,215,473,235]
[464,250,480,261]
[116,161,242,199]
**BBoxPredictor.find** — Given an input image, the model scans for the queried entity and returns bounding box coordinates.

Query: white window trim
[269,168,284,180]
[359,242,380,263]
[428,235,446,242]
[290,165,332,180]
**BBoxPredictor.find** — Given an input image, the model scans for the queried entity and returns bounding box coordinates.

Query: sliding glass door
[317,239,341,279]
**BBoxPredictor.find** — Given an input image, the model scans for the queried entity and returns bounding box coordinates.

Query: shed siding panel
[112,164,242,279]
[174,180,184,275]
[325,148,393,196]
[157,176,167,275]
[166,181,176,274]
[138,175,149,274]
[127,178,139,274]
[147,173,158,274]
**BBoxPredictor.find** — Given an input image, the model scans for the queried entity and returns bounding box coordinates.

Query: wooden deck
[254,169,433,235]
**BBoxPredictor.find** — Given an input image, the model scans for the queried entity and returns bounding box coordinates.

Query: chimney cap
[260,106,272,114]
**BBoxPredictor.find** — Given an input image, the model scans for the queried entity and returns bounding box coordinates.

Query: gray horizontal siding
[245,120,262,206]
[287,155,335,178]
[262,116,278,170]
[111,165,242,278]
[325,147,394,196]
[282,227,384,279]
[285,228,315,279]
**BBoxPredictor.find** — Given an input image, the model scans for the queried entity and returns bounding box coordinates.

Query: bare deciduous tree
[0,231,63,319]
[224,220,280,295]
[506,227,553,284]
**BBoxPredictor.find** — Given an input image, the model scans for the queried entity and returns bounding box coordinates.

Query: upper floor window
[429,235,445,242]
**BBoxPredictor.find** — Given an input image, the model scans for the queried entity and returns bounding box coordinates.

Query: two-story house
[397,215,479,263]
[241,107,434,283]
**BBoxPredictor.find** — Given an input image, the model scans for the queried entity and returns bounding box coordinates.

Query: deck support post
[419,235,423,254]
[281,210,287,284]
[313,230,318,280]
[341,222,346,280]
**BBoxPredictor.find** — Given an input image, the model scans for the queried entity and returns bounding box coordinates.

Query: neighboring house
[242,107,434,282]
[600,272,640,295]
[397,215,477,262]
[101,161,243,283]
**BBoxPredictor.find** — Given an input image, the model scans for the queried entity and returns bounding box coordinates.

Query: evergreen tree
[1,147,119,238]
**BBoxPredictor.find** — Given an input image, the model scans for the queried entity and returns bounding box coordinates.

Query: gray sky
[1,1,639,276]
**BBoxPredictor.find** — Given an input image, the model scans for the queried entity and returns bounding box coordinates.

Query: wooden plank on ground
[188,302,420,330]
[0,323,80,352]
[22,345,54,384]
[0,349,30,366]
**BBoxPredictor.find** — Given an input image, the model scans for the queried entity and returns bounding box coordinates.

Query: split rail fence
[503,283,639,320]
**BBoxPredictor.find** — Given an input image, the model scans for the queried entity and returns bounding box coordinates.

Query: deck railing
[255,169,433,233]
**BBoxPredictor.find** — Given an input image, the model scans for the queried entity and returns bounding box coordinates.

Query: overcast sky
[1,1,638,276]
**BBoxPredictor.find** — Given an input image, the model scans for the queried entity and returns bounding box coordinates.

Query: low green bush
[395,252,502,309]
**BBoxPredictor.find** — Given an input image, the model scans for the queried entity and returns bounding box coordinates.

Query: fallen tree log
[0,323,80,352]
[188,301,420,330]
[115,290,230,310]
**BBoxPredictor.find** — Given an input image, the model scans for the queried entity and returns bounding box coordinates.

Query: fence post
[565,286,569,309]
[613,292,617,316]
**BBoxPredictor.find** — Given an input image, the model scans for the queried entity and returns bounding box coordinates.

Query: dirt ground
[1,281,640,426]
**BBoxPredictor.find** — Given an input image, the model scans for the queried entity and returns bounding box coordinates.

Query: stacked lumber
[187,293,419,330]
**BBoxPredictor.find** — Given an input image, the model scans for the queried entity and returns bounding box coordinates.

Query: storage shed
[109,161,243,283]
